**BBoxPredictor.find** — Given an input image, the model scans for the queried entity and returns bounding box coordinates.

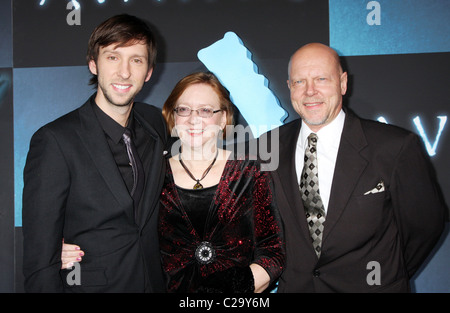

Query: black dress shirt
[92,98,149,199]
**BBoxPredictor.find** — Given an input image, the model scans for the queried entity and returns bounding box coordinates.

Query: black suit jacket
[260,110,445,292]
[22,97,168,292]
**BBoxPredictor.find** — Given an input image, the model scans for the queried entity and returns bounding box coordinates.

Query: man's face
[89,41,152,109]
[287,44,347,132]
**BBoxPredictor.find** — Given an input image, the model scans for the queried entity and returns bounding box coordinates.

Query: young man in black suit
[22,14,167,292]
[261,43,445,292]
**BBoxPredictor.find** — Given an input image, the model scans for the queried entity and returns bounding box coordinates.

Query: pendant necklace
[179,149,219,189]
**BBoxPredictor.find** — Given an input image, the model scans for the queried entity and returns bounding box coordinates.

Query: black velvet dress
[158,155,285,292]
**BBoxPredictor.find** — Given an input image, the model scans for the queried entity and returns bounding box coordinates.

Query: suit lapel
[77,101,134,217]
[322,113,368,243]
[275,120,313,243]
[134,109,166,228]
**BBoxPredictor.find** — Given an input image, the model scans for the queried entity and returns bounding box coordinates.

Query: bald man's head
[287,43,348,132]
[288,43,343,79]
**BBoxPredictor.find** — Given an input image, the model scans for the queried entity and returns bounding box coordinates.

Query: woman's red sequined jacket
[158,155,285,292]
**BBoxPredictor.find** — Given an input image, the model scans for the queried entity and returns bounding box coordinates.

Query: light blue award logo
[198,32,287,138]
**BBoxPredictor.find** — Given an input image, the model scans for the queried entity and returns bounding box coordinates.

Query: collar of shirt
[91,97,136,144]
[298,109,346,152]
[295,109,346,211]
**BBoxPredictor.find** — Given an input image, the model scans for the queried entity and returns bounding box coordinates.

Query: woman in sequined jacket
[158,72,284,293]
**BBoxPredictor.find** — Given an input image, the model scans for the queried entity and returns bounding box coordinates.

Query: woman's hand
[61,239,84,269]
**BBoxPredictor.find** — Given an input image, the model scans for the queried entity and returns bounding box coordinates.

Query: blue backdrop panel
[13,66,93,226]
[330,0,450,56]
[412,224,450,292]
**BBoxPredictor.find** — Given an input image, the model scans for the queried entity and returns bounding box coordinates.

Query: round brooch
[195,241,216,264]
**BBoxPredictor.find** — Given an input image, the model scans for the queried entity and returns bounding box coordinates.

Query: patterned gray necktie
[300,133,326,257]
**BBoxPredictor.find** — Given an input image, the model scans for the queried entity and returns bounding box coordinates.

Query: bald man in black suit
[260,43,445,292]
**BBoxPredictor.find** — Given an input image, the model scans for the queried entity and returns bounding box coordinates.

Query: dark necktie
[300,133,326,257]
[122,128,145,218]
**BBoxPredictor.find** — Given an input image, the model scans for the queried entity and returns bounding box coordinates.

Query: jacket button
[313,269,320,277]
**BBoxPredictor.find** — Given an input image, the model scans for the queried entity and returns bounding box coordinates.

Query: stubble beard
[300,113,328,128]
[100,84,136,108]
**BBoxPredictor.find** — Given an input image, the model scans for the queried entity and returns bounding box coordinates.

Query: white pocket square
[364,181,385,195]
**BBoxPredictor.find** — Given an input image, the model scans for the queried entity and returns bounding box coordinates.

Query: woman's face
[174,83,227,151]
